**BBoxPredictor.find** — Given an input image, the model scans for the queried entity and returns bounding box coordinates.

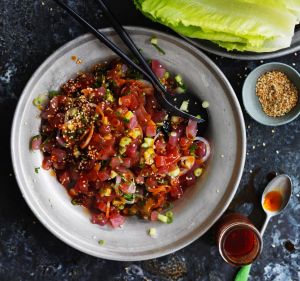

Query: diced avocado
[119,137,132,147]
[144,147,155,165]
[128,127,142,139]
[168,166,180,177]
[123,111,134,122]
[141,137,154,148]
[110,170,117,179]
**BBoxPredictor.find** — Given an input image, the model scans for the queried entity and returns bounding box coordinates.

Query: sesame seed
[252,145,256,149]
[256,71,298,117]
[276,150,279,154]
[262,142,266,146]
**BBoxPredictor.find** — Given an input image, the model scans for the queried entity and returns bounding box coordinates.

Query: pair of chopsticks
[53,0,201,121]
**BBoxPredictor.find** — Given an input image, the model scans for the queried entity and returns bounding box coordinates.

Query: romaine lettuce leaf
[134,0,300,52]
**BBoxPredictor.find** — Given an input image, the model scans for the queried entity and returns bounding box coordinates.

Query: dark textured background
[1,1,299,280]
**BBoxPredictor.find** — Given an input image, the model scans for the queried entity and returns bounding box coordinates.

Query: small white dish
[242,62,300,126]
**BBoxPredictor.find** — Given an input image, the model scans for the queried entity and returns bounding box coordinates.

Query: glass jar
[215,212,263,266]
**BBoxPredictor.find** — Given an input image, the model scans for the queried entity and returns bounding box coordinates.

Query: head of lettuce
[134,0,300,52]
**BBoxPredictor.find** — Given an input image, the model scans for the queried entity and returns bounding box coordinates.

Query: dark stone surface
[1,1,299,280]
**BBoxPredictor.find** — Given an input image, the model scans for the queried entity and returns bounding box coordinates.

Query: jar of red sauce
[215,212,262,266]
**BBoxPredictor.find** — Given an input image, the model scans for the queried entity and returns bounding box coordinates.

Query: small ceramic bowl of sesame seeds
[242,62,300,126]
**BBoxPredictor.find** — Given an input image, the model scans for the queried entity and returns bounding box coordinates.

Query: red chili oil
[216,213,262,266]
[224,228,256,258]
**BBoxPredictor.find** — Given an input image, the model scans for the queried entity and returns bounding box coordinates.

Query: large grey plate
[11,27,246,261]
[184,29,300,60]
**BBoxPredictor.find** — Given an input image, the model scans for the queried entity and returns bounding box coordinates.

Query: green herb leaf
[34,167,40,174]
[124,193,134,201]
[189,144,197,155]
[48,90,60,99]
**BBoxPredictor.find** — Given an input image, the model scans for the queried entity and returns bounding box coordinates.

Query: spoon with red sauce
[260,174,292,235]
[234,174,292,281]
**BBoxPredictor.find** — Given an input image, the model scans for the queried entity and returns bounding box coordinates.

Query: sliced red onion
[186,119,198,139]
[168,131,179,147]
[110,214,125,228]
[115,175,121,185]
[31,135,42,150]
[126,182,136,194]
[180,156,195,169]
[151,60,166,79]
[194,137,211,163]
[179,168,189,176]
[154,67,166,79]
[121,64,128,75]
[56,130,67,147]
[128,114,138,129]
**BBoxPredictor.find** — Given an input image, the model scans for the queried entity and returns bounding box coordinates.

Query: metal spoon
[260,174,292,236]
[234,174,292,281]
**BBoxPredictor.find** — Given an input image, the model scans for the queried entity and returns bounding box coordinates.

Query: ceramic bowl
[11,27,246,261]
[242,62,300,126]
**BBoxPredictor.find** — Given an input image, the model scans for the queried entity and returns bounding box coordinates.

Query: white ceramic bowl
[242,62,300,126]
[11,27,246,261]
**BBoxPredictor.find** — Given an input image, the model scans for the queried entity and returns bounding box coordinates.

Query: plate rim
[11,26,246,261]
[182,29,300,60]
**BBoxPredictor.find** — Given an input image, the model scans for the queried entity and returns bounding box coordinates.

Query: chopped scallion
[148,228,157,238]
[150,36,166,55]
[98,240,105,246]
[180,100,189,112]
[202,101,210,108]
[194,168,203,177]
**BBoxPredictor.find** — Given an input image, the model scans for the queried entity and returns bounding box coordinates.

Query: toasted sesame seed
[256,71,298,117]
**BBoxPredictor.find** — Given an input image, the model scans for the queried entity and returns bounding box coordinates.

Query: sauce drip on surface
[263,190,282,212]
[224,229,256,257]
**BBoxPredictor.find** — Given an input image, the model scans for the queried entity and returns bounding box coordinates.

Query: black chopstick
[53,0,149,80]
[52,0,202,121]
[96,0,166,94]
